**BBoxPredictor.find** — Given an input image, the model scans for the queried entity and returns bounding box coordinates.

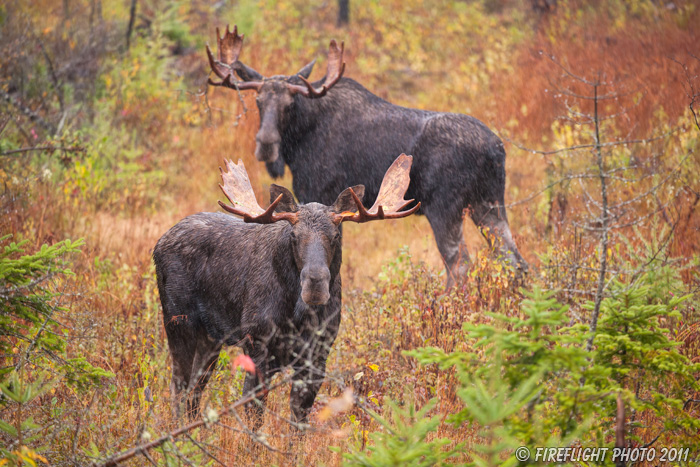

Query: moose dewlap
[153,154,419,424]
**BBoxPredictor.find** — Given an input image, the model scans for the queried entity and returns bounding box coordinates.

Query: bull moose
[153,154,419,423]
[206,26,527,286]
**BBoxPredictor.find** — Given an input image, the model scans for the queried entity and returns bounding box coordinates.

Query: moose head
[218,154,418,306]
[207,25,345,164]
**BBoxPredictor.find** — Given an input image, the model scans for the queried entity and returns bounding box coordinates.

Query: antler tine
[206,25,263,91]
[217,25,244,65]
[339,154,421,224]
[219,159,297,224]
[291,40,346,98]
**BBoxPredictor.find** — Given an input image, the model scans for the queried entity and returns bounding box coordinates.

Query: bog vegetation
[1,0,699,465]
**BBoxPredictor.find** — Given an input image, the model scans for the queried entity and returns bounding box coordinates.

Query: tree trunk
[337,0,349,27]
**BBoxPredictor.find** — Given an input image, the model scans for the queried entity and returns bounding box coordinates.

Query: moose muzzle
[300,266,331,306]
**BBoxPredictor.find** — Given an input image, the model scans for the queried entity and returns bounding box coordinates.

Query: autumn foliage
[1,0,699,465]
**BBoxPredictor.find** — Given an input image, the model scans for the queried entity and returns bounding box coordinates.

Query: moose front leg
[241,345,276,432]
[289,330,337,427]
[426,209,470,288]
[289,358,328,426]
[242,371,269,431]
[469,202,528,274]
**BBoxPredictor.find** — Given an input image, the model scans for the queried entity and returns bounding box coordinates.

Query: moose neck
[280,78,387,166]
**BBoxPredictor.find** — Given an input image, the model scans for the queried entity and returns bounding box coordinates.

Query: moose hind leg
[426,211,470,288]
[469,202,528,273]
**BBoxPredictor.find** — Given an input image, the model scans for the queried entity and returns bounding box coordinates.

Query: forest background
[1,0,699,465]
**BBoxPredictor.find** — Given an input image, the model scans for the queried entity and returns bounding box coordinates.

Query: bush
[346,263,699,465]
[0,235,113,462]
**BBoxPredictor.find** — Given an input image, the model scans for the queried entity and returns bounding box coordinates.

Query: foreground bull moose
[154,154,419,422]
[206,25,527,286]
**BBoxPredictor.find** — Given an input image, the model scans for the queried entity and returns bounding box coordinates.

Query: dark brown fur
[153,185,364,424]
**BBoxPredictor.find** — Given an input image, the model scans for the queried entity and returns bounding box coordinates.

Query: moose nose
[300,267,331,306]
[255,134,281,146]
[301,267,330,285]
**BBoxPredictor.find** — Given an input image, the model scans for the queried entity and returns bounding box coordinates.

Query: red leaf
[233,354,256,374]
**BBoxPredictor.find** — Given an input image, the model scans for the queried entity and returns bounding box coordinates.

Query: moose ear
[295,59,316,80]
[270,184,298,213]
[332,185,365,213]
[233,62,264,82]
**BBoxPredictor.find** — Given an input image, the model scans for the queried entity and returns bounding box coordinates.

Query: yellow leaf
[317,388,354,421]
[368,363,379,372]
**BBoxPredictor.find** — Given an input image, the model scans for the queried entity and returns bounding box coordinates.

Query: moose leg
[187,338,222,418]
[241,352,271,431]
[469,202,528,273]
[165,323,198,419]
[426,210,470,288]
[289,357,328,426]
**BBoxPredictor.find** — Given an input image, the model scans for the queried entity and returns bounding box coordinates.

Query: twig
[0,89,55,134]
[38,40,64,112]
[586,79,609,352]
[502,128,678,157]
[0,145,84,158]
[184,434,229,467]
[669,54,700,132]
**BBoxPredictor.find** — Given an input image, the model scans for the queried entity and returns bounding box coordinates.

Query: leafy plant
[1,235,113,462]
[0,235,84,367]
[341,397,461,467]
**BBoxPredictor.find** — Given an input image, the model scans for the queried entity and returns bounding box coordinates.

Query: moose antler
[287,40,346,98]
[206,25,263,91]
[336,154,420,224]
[219,159,298,224]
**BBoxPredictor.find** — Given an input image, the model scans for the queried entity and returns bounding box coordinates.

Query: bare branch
[502,128,678,157]
[0,145,84,158]
[0,89,56,134]
[96,380,287,467]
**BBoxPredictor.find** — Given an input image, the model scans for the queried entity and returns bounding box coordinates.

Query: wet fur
[253,75,527,285]
[154,197,356,424]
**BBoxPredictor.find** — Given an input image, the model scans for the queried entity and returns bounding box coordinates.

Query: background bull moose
[1,1,699,466]
[207,25,528,287]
